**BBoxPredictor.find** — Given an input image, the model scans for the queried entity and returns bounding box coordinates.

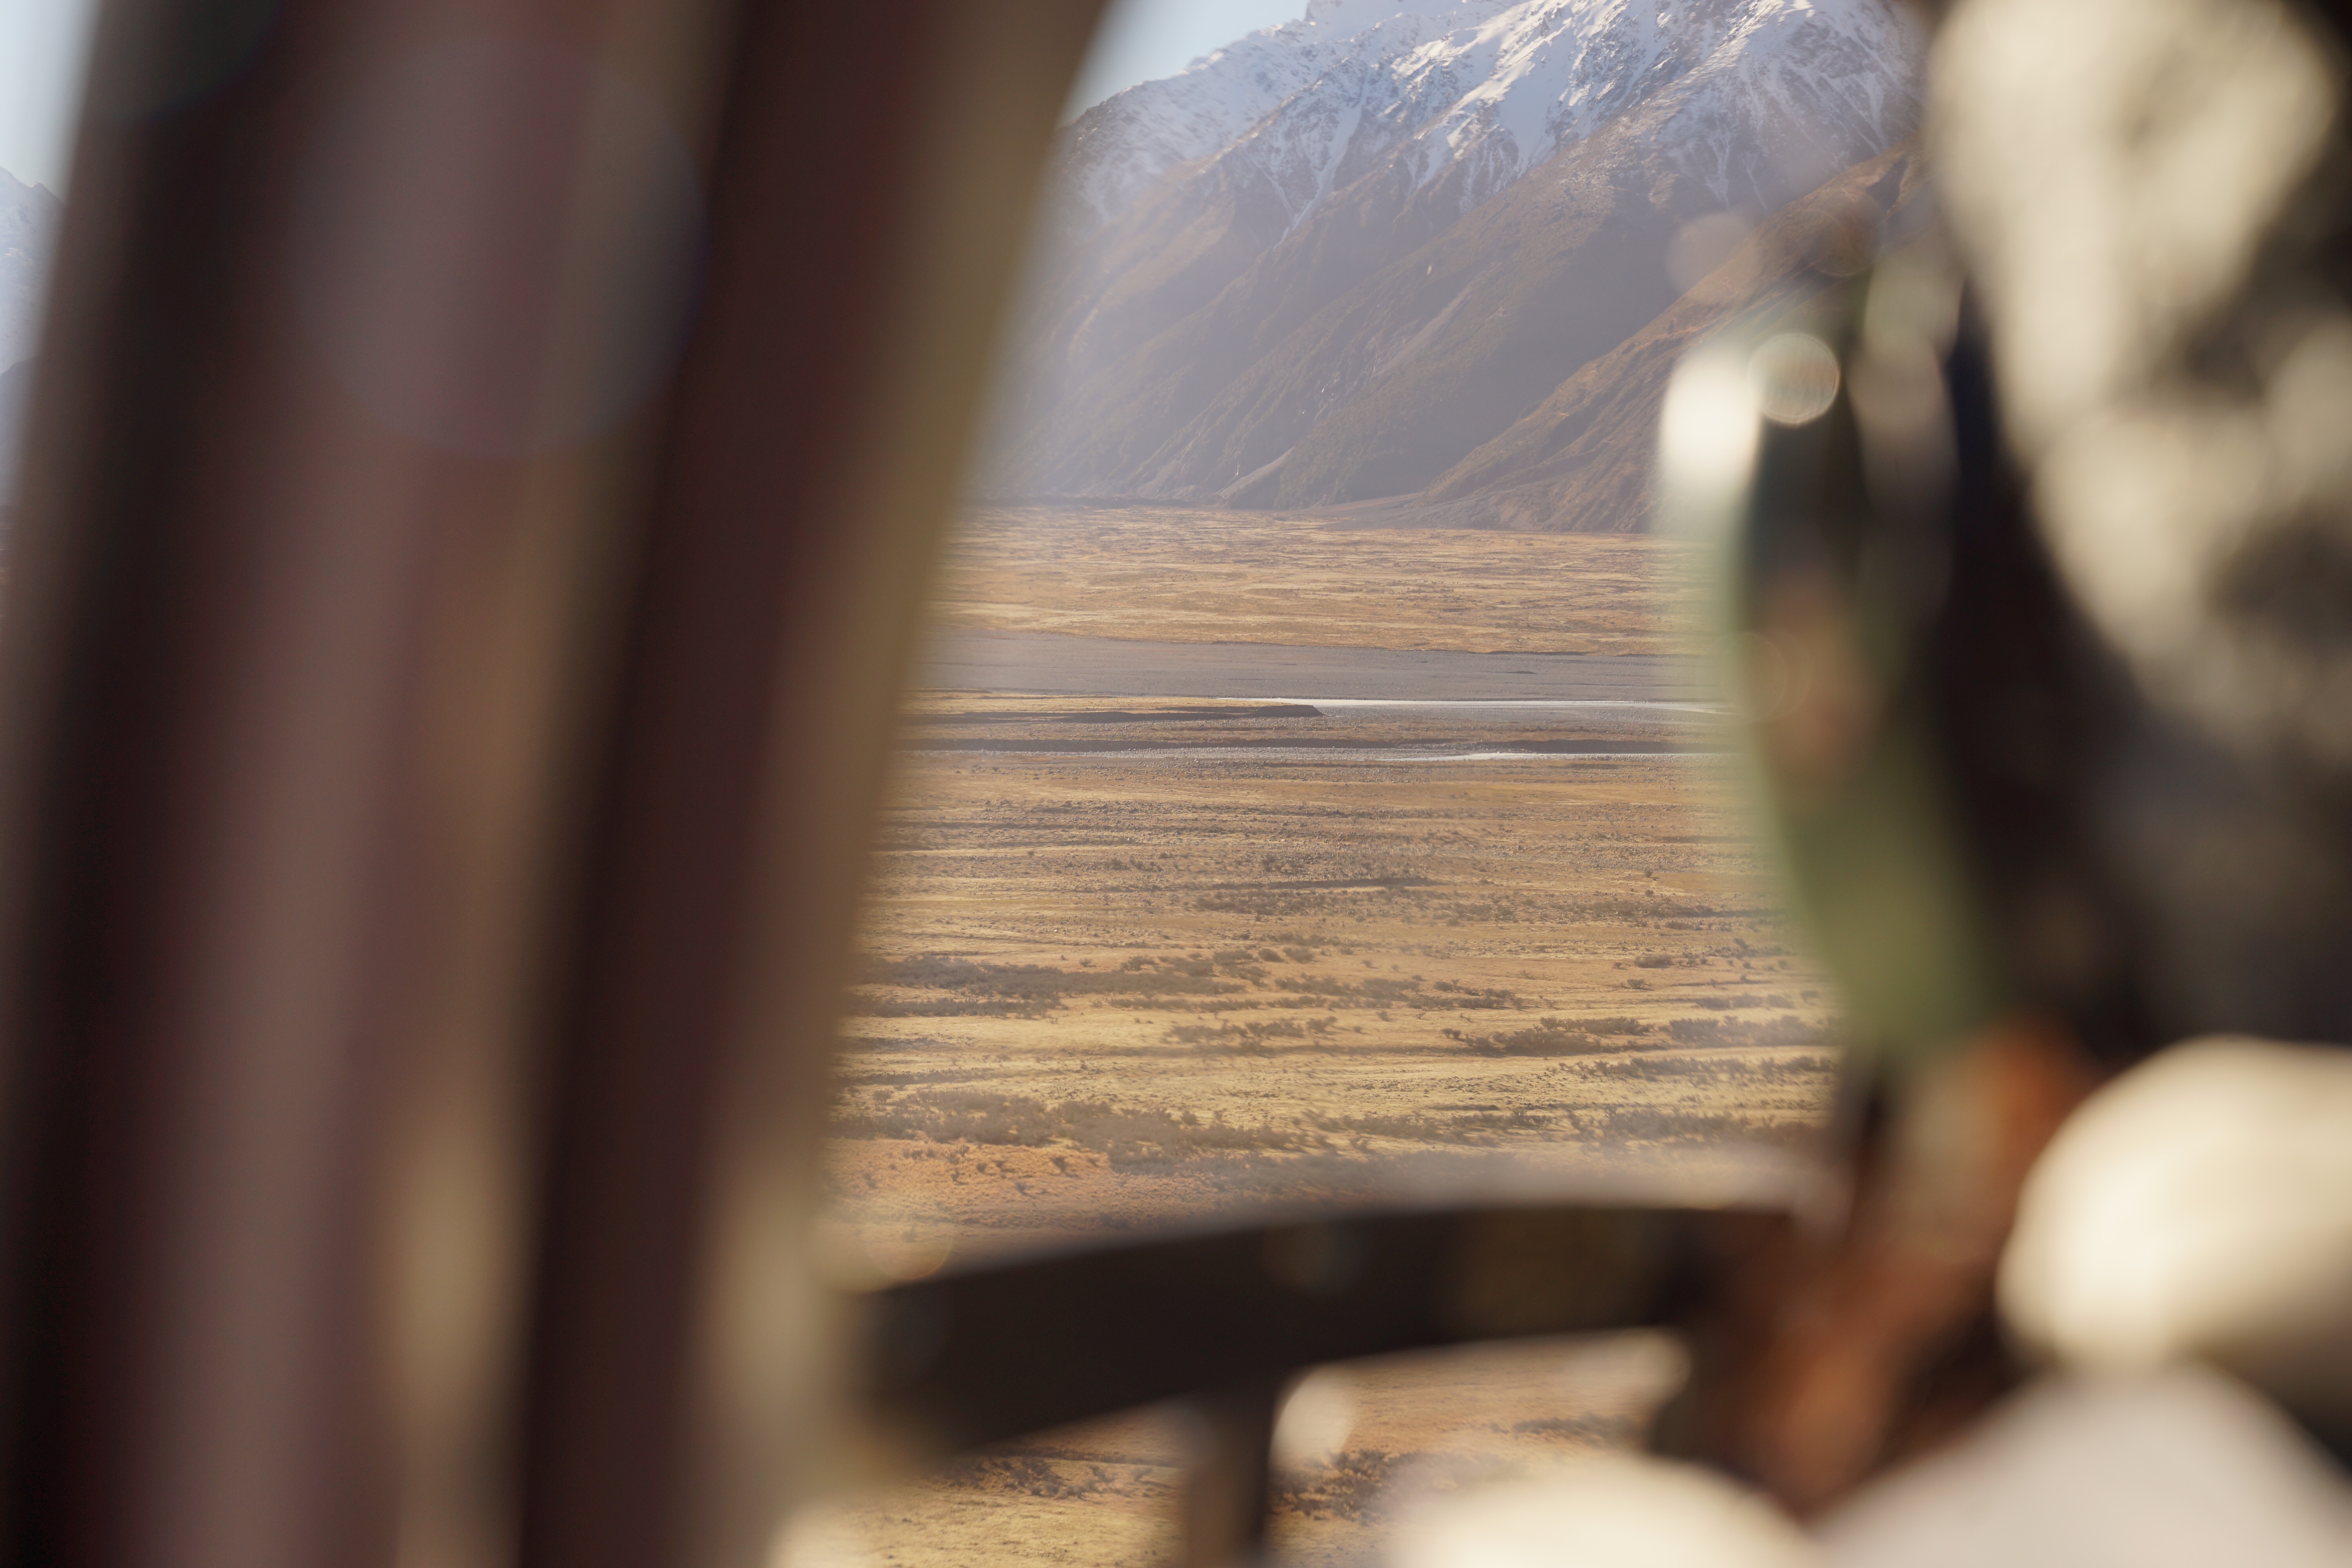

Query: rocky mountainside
[1,167,60,370]
[1414,138,1923,529]
[0,356,31,500]
[1,166,61,498]
[988,0,1923,526]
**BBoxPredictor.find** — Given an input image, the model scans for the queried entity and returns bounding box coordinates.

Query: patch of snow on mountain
[1059,0,1921,241]
[1393,0,1921,213]
[1641,0,1923,207]
[1057,1,1515,234]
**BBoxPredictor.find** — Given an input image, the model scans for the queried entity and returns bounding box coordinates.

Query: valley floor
[802,506,1835,1567]
[927,505,1716,656]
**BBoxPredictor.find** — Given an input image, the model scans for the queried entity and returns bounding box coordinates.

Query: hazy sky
[1066,0,1307,118]
[0,0,98,191]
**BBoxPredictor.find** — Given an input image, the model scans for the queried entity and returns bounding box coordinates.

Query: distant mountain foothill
[986,0,1926,531]
[1,164,62,501]
[0,354,31,502]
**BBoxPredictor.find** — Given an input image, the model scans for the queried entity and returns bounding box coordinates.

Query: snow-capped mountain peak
[1301,0,1490,29]
[1060,0,1918,245]
[1002,0,1921,519]
[1056,2,1518,237]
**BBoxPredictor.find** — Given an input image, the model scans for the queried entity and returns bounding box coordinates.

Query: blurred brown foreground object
[1659,1016,2098,1513]
[1652,0,2352,1535]
[0,3,1107,1568]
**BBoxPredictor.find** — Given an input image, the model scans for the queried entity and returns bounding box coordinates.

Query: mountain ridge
[1414,138,1924,529]
[0,166,61,370]
[990,0,1923,527]
[0,165,60,499]
[0,356,31,500]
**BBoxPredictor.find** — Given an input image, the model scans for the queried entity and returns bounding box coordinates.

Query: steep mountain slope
[1007,0,1523,437]
[0,167,61,372]
[0,356,29,499]
[990,0,1922,514]
[0,167,58,500]
[1051,0,1517,243]
[1417,140,1923,530]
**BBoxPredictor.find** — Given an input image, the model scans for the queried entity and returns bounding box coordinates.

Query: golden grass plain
[804,506,1835,1568]
[929,505,1717,654]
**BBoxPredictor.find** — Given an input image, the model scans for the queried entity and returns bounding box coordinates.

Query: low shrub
[1663,1014,1829,1047]
[1446,1018,1611,1057]
[831,1087,1304,1167]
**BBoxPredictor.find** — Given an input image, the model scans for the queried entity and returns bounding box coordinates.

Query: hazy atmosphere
[812,0,1924,1557]
[8,0,2351,1563]
[0,0,96,193]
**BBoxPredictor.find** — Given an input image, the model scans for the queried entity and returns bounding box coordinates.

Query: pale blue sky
[1066,0,1307,118]
[0,0,98,191]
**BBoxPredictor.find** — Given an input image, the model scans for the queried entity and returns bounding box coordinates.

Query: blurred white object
[769,1501,871,1568]
[1273,1366,1359,1471]
[1819,1038,2352,1563]
[2000,1036,2352,1417]
[1935,0,2352,766]
[1818,1368,2352,1567]
[1655,340,1764,542]
[1749,334,1843,427]
[1387,1454,1816,1568]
